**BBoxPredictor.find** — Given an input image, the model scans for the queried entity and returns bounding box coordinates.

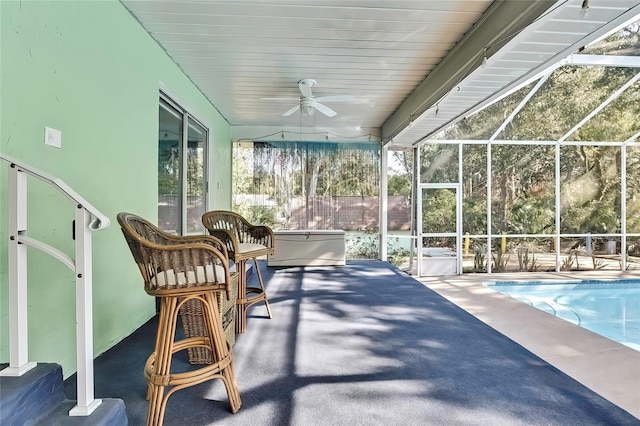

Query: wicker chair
[117,212,241,426]
[201,210,274,334]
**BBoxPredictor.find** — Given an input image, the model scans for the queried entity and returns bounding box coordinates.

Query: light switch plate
[45,127,62,148]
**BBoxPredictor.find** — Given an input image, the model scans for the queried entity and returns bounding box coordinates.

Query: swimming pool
[485,279,640,351]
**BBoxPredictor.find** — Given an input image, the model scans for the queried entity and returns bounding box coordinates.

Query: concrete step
[0,363,127,425]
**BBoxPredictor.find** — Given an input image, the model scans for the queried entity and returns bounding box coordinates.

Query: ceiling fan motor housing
[299,78,317,89]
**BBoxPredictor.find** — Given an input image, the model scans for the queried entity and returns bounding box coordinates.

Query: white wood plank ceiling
[121,0,640,148]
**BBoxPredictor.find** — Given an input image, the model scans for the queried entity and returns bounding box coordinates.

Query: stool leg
[235,260,248,334]
[201,292,242,413]
[252,257,272,319]
[146,296,179,426]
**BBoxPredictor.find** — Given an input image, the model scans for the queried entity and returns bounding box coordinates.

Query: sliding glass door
[158,94,208,235]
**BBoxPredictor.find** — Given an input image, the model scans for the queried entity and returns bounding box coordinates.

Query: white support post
[555,142,561,272]
[1,166,37,376]
[621,143,627,272]
[486,142,492,274]
[69,207,102,416]
[380,145,388,261]
[457,145,463,275]
[415,147,422,277]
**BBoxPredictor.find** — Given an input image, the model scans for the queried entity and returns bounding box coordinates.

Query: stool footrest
[145,352,233,387]
[244,291,267,309]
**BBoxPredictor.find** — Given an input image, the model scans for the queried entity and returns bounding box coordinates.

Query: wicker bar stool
[201,210,274,334]
[117,213,241,426]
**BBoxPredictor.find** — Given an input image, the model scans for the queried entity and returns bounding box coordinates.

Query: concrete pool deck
[417,270,640,419]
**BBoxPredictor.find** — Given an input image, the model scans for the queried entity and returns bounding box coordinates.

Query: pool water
[485,279,640,351]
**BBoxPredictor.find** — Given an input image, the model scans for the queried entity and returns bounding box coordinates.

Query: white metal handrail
[1,155,109,230]
[0,154,109,416]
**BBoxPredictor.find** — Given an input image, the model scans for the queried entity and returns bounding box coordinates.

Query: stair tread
[0,363,65,424]
[1,363,127,425]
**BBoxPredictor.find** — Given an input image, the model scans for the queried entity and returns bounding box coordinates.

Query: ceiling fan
[264,79,357,117]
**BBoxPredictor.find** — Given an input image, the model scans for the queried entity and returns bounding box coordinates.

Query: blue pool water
[485,279,640,351]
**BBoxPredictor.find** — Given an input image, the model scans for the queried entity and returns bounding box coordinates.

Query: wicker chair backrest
[117,212,231,296]
[201,210,274,258]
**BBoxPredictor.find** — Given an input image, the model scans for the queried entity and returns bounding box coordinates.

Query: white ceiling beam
[567,54,640,67]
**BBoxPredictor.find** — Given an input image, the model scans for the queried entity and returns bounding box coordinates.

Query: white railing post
[69,207,102,416]
[1,165,37,376]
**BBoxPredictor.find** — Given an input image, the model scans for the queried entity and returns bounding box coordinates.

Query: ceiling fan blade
[282,104,301,116]
[261,97,300,101]
[314,95,357,103]
[313,102,337,117]
[298,81,314,98]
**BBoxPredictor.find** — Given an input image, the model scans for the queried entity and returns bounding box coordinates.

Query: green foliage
[246,206,277,227]
[473,243,487,272]
[628,243,640,257]
[233,141,380,227]
[517,246,539,272]
[593,258,606,270]
[346,234,380,260]
[507,197,555,235]
[346,235,410,266]
[186,151,205,196]
[388,175,411,197]
[490,144,555,234]
[560,253,575,271]
[420,144,459,183]
[491,246,510,272]
[422,188,456,233]
[158,143,204,196]
[462,144,488,234]
[442,82,537,140]
[561,247,584,271]
[386,237,411,267]
[559,145,622,234]
[158,142,179,195]
[462,197,487,235]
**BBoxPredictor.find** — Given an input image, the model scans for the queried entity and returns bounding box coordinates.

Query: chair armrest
[206,228,240,259]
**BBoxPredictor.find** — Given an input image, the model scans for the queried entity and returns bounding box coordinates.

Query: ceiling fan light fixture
[301,103,316,116]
